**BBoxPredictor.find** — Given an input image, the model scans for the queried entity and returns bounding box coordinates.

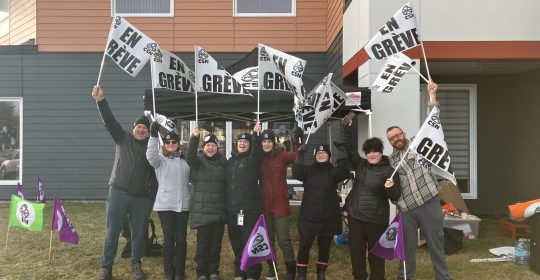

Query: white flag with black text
[363,2,420,60]
[409,107,457,185]
[371,53,415,93]
[195,46,252,96]
[151,49,195,93]
[105,16,158,77]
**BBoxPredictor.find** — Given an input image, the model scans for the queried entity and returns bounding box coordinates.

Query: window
[0,98,22,184]
[234,0,295,17]
[0,0,9,37]
[421,85,477,199]
[112,0,173,17]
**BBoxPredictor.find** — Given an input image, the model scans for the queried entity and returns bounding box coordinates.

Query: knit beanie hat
[203,134,219,147]
[133,115,150,130]
[237,133,253,146]
[162,131,179,142]
[313,144,331,158]
[261,129,276,144]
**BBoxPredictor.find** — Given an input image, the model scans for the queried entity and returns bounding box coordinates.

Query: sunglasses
[165,140,178,145]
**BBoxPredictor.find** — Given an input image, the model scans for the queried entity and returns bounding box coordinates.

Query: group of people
[91,80,452,280]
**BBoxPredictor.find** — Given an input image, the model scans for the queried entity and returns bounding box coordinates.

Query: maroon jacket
[260,145,296,218]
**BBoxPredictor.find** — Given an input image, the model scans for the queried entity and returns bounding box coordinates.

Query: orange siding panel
[3,0,36,45]
[33,0,331,52]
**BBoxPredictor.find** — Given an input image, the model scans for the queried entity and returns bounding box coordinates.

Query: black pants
[227,212,262,279]
[158,211,190,276]
[195,221,225,277]
[348,216,387,280]
[297,234,333,265]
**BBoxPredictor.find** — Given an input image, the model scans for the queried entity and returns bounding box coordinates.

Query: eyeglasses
[165,140,178,145]
[387,132,403,142]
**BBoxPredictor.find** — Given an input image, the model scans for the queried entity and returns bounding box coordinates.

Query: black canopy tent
[143,47,371,122]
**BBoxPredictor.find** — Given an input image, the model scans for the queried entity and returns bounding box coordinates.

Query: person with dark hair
[186,129,227,280]
[92,85,156,280]
[259,128,301,280]
[342,118,401,280]
[146,122,192,280]
[385,80,452,280]
[226,122,263,280]
[292,144,350,280]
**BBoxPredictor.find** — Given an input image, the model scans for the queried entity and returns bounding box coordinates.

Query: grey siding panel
[0,50,330,200]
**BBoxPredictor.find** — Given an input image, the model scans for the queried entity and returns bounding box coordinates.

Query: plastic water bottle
[514,238,530,265]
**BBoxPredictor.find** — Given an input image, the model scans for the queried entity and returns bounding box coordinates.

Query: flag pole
[96,16,114,85]
[304,120,316,144]
[49,230,54,261]
[272,261,279,280]
[390,149,410,179]
[408,65,429,83]
[403,260,407,280]
[194,46,199,126]
[412,2,431,81]
[150,62,157,119]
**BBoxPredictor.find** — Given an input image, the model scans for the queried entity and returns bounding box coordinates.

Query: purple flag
[16,182,25,199]
[36,176,46,203]
[52,197,80,244]
[240,214,276,272]
[370,213,405,260]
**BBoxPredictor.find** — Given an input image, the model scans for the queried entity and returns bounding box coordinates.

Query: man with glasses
[386,81,452,280]
[92,85,156,280]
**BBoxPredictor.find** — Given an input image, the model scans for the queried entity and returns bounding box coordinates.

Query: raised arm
[249,121,264,166]
[341,113,365,169]
[146,121,163,169]
[292,144,308,181]
[186,128,201,169]
[92,85,125,143]
[427,80,439,111]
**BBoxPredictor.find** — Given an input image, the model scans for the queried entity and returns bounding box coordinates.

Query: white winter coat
[146,137,192,212]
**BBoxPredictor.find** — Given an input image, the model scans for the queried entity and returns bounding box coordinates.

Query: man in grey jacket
[92,85,155,280]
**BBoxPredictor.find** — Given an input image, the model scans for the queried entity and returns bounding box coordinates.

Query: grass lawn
[0,202,539,279]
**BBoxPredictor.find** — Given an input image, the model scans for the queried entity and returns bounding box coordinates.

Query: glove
[342,111,356,127]
[289,126,304,145]
[150,121,160,137]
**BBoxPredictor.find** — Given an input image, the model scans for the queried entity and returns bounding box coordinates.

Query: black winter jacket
[186,135,227,229]
[292,150,350,236]
[225,133,263,216]
[97,99,154,197]
[342,125,401,225]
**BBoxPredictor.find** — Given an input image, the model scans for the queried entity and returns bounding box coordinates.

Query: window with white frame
[112,0,173,17]
[0,98,22,184]
[234,0,295,17]
[0,0,9,37]
[421,84,477,199]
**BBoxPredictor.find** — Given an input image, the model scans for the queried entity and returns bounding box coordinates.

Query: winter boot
[284,261,296,280]
[316,263,327,280]
[296,265,307,280]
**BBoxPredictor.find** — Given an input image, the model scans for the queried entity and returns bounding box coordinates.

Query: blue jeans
[100,186,153,268]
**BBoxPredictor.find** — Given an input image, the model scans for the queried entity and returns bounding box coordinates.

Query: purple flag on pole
[16,182,25,199]
[36,176,46,203]
[52,197,80,244]
[240,214,276,272]
[370,213,405,260]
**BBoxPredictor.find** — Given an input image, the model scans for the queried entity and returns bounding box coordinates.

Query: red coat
[260,147,296,218]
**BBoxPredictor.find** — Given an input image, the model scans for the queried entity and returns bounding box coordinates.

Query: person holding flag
[259,128,302,280]
[147,122,192,280]
[92,85,157,280]
[186,129,227,280]
[292,144,350,280]
[341,116,401,280]
[385,81,452,280]
[225,121,263,280]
